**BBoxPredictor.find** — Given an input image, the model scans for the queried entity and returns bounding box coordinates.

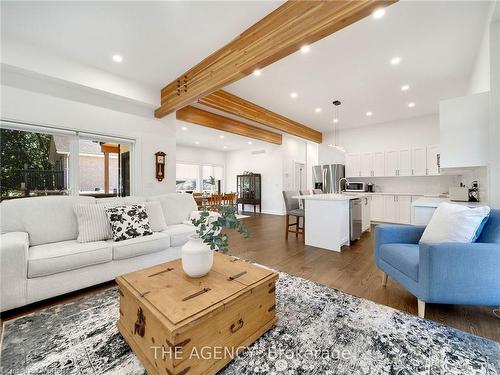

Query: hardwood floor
[2,213,499,342]
[227,213,500,342]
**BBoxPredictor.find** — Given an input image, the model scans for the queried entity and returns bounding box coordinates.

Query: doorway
[294,162,306,191]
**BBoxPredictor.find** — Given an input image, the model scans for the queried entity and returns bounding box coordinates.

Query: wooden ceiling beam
[155,0,397,118]
[176,106,282,145]
[199,90,322,143]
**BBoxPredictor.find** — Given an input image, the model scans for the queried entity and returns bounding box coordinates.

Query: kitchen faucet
[338,178,348,193]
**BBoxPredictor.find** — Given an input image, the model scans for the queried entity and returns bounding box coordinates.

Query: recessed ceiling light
[315,108,322,113]
[333,118,339,123]
[290,92,298,99]
[408,102,416,108]
[390,57,401,65]
[253,69,261,76]
[219,135,225,139]
[195,141,200,145]
[112,54,123,63]
[300,45,310,54]
[401,84,410,91]
[223,146,228,149]
[181,126,187,131]
[247,141,252,145]
[366,111,373,117]
[372,7,385,19]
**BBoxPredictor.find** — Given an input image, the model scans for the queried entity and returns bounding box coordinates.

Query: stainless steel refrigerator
[312,164,345,193]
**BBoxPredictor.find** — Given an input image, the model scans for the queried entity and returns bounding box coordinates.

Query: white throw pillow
[74,203,113,242]
[145,201,168,232]
[420,202,490,244]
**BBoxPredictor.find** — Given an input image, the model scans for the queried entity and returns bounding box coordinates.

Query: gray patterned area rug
[2,273,499,375]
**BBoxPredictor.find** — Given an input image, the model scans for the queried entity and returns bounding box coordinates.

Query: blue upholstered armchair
[374,209,500,318]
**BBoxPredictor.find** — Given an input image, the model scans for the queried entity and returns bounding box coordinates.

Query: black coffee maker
[469,181,479,202]
[367,183,374,193]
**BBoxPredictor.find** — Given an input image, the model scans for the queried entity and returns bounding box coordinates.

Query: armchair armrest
[419,242,500,305]
[1,232,29,311]
[375,224,425,258]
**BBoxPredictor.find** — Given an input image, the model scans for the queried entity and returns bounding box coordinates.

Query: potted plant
[181,205,249,277]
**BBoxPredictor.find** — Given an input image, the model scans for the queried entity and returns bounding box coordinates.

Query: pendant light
[331,100,345,152]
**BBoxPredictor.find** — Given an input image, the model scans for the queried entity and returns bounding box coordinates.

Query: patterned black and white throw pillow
[105,204,153,242]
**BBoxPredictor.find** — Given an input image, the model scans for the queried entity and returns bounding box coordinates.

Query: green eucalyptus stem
[190,205,249,254]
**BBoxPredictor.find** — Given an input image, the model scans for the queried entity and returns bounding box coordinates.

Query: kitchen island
[294,194,361,252]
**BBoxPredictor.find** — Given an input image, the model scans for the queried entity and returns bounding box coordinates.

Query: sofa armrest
[0,232,29,311]
[419,242,500,305]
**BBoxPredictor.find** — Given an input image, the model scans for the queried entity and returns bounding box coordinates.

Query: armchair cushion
[379,243,419,282]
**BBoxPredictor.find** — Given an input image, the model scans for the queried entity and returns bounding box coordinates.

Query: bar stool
[282,191,305,239]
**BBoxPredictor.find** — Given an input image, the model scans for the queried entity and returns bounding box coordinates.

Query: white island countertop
[293,194,362,201]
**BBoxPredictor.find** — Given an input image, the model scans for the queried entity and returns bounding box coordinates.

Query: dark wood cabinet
[237,174,261,213]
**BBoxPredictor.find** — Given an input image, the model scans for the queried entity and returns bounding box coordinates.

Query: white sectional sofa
[0,193,198,312]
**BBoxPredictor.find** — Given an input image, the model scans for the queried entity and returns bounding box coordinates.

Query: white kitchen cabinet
[383,195,398,222]
[427,144,440,176]
[373,151,385,176]
[345,153,361,178]
[397,196,412,224]
[370,195,384,221]
[385,148,410,176]
[361,152,374,177]
[361,196,371,232]
[411,147,427,176]
[440,92,489,169]
[385,150,399,177]
[399,148,411,176]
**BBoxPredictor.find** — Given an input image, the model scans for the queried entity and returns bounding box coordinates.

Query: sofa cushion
[28,240,112,278]
[109,232,170,260]
[145,201,168,232]
[379,243,419,282]
[147,193,197,225]
[1,196,96,246]
[163,224,197,247]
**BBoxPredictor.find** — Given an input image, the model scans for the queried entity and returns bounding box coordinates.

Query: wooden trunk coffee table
[116,252,278,375]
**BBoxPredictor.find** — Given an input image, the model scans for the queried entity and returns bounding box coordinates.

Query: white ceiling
[175,119,273,152]
[0,0,492,150]
[226,0,492,131]
[0,1,282,90]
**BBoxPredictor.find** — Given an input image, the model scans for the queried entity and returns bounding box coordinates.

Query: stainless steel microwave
[345,182,367,192]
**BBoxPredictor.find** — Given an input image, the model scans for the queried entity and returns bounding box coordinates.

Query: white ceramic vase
[181,235,213,278]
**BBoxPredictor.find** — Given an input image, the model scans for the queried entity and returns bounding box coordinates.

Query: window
[175,162,224,193]
[1,128,71,201]
[78,139,132,197]
[176,163,198,192]
[1,121,135,201]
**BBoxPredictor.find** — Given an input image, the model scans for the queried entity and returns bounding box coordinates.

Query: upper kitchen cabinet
[440,92,489,168]
[345,153,361,177]
[411,146,427,176]
[385,147,411,176]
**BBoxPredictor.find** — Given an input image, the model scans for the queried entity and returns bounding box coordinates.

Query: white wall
[225,144,284,215]
[489,19,500,208]
[176,145,226,166]
[1,83,178,196]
